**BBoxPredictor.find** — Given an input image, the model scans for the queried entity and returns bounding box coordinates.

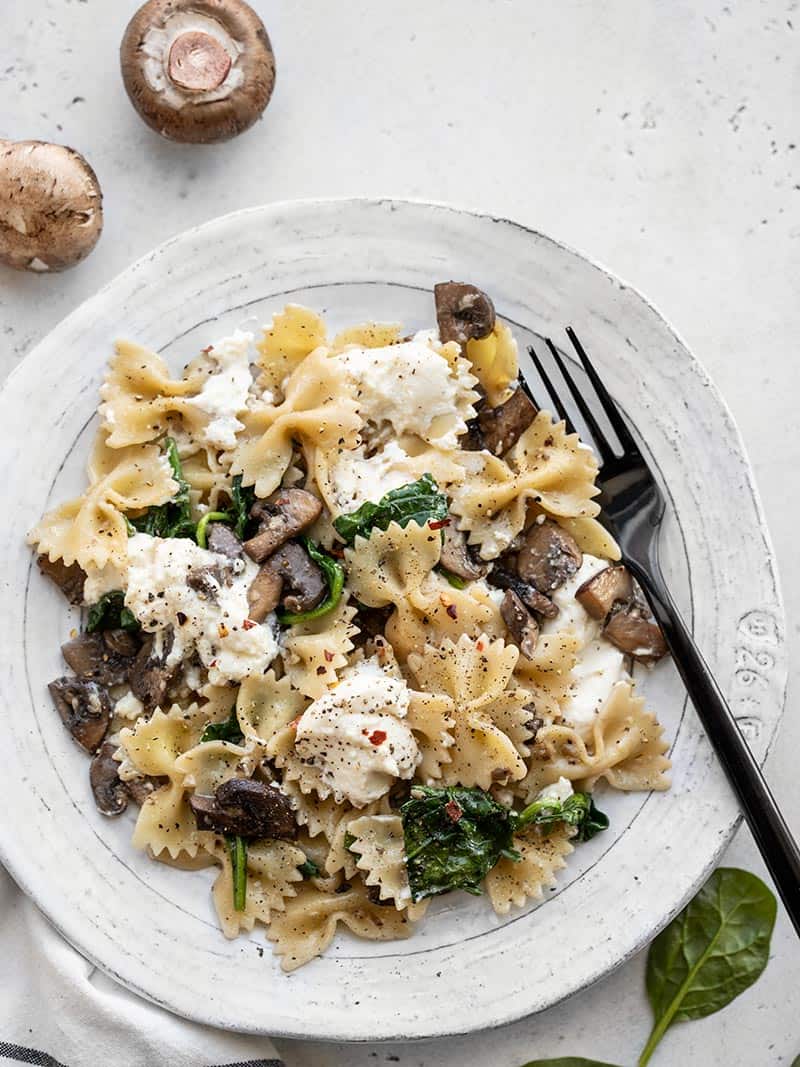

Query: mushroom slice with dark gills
[129,631,177,710]
[575,564,634,621]
[90,742,129,816]
[603,601,668,664]
[487,565,558,619]
[268,542,326,614]
[439,523,488,582]
[434,282,496,347]
[463,387,538,456]
[206,522,245,562]
[49,677,111,754]
[119,0,276,145]
[36,555,86,604]
[517,520,583,595]
[189,779,297,839]
[61,629,142,687]
[243,488,323,563]
[500,589,540,660]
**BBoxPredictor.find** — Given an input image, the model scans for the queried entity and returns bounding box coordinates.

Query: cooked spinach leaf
[194,475,257,547]
[298,858,320,878]
[437,565,467,589]
[200,706,243,745]
[195,510,232,549]
[86,590,139,633]
[131,437,195,540]
[277,537,345,625]
[514,791,609,842]
[400,785,519,901]
[639,867,776,1065]
[226,834,247,911]
[333,474,448,545]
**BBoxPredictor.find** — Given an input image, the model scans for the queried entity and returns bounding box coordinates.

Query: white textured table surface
[2,2,798,1064]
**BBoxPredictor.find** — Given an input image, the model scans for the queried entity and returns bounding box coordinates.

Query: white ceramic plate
[0,199,786,1041]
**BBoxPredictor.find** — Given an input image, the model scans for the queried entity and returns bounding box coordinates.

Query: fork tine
[527,344,576,434]
[516,368,544,413]
[565,327,640,456]
[545,338,615,462]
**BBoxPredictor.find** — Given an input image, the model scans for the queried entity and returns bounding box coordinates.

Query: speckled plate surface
[0,199,786,1040]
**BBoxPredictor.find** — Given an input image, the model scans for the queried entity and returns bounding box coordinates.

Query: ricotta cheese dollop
[328,440,422,514]
[542,554,626,732]
[339,334,475,449]
[294,657,421,807]
[186,329,254,449]
[124,533,278,686]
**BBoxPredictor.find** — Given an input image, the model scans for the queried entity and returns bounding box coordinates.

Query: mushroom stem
[168,31,232,91]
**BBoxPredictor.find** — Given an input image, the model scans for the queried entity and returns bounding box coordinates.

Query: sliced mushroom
[90,742,129,816]
[129,632,177,710]
[353,602,393,644]
[500,590,540,659]
[61,629,141,687]
[434,282,496,347]
[207,522,244,561]
[439,523,488,582]
[189,778,297,839]
[0,140,103,272]
[603,603,668,664]
[517,520,583,594]
[125,775,164,806]
[468,387,538,456]
[120,0,276,144]
[268,542,326,614]
[244,488,323,562]
[187,564,222,600]
[575,565,634,621]
[49,677,111,753]
[247,564,283,622]
[487,565,559,618]
[37,555,86,604]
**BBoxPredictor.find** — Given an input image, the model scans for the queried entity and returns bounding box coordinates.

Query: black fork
[524,329,800,935]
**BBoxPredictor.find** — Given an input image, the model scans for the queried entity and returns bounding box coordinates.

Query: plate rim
[0,196,786,1041]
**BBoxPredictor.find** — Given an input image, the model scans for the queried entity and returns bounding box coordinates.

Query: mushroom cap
[120,0,276,144]
[0,140,103,272]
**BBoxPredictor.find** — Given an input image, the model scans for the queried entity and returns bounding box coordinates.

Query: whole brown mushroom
[120,0,276,143]
[0,140,103,272]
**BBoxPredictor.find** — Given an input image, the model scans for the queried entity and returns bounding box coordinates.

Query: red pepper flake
[445,799,463,822]
[428,518,451,531]
[242,618,256,630]
[323,649,334,662]
[446,603,458,620]
[476,639,485,652]
[368,730,387,746]
[201,345,214,354]
[209,659,217,668]
[274,497,290,506]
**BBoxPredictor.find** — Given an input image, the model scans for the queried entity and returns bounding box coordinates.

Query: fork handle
[626,558,800,934]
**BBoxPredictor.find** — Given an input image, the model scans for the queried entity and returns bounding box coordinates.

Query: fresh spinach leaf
[639,867,776,1065]
[400,785,520,901]
[298,858,320,878]
[230,474,256,540]
[226,834,247,911]
[333,474,448,545]
[86,590,139,633]
[520,1059,622,1067]
[277,537,345,625]
[200,706,243,745]
[514,791,609,842]
[131,437,195,540]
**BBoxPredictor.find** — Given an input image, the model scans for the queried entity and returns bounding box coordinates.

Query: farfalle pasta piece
[99,340,210,448]
[451,413,600,559]
[231,346,361,498]
[282,595,358,699]
[211,838,306,938]
[485,825,574,915]
[386,573,505,662]
[408,635,534,789]
[406,691,455,782]
[347,813,427,920]
[28,439,176,570]
[331,322,402,351]
[181,446,234,512]
[257,304,328,395]
[119,704,208,859]
[558,515,621,561]
[266,881,413,972]
[173,739,256,795]
[518,679,671,800]
[236,671,307,745]
[513,630,582,724]
[344,520,442,608]
[465,320,518,406]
